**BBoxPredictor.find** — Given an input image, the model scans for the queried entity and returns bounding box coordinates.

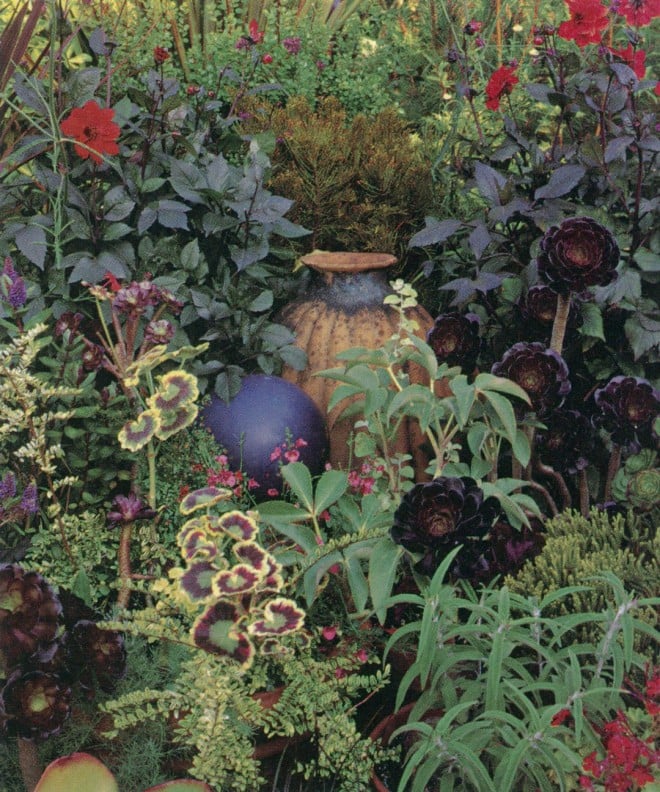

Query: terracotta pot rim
[300,251,397,273]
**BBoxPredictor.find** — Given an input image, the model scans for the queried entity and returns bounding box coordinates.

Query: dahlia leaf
[408,217,463,249]
[534,164,585,200]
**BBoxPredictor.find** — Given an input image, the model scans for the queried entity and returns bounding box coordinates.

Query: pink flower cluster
[347,461,384,496]
[269,437,308,464]
[206,454,259,498]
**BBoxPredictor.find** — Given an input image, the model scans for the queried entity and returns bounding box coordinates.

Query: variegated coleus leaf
[213,564,262,598]
[148,370,199,412]
[192,602,254,668]
[155,402,198,441]
[212,510,258,541]
[248,598,305,636]
[118,409,160,451]
[180,561,217,602]
[179,486,232,515]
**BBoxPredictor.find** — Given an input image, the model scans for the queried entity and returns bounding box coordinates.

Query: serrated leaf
[534,164,585,200]
[15,223,46,268]
[579,302,605,341]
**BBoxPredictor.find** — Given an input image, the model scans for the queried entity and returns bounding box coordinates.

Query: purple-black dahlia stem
[550,293,571,355]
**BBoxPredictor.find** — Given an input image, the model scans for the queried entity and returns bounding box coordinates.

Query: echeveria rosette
[426,312,481,372]
[391,477,501,579]
[491,342,571,418]
[1,670,72,739]
[0,565,62,670]
[594,376,659,452]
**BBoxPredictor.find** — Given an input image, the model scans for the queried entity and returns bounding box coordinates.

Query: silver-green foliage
[384,549,659,792]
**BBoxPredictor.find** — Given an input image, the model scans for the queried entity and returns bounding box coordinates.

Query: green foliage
[385,553,659,791]
[506,508,660,635]
[246,96,434,256]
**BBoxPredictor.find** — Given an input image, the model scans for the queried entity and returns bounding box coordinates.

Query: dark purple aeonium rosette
[594,376,659,452]
[0,670,71,739]
[0,565,62,670]
[535,408,594,474]
[391,477,501,578]
[426,312,481,372]
[64,620,127,693]
[491,342,571,417]
[517,286,580,337]
[537,217,619,296]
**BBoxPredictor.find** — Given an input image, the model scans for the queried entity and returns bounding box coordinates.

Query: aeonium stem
[117,521,133,610]
[550,293,571,355]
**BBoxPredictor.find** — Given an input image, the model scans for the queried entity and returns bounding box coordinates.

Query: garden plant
[0,0,658,791]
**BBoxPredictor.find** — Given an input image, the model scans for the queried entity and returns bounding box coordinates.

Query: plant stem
[18,739,42,792]
[578,468,590,517]
[535,460,571,511]
[550,294,571,355]
[603,444,622,502]
[117,521,133,609]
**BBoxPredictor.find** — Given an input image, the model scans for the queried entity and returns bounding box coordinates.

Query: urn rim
[300,251,397,273]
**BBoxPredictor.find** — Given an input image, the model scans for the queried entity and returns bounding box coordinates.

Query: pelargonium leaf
[213,564,262,597]
[259,638,290,657]
[192,603,253,667]
[179,487,232,515]
[248,598,305,636]
[214,510,259,541]
[180,561,217,601]
[122,345,168,388]
[148,370,199,411]
[179,529,219,562]
[233,540,269,571]
[118,409,160,451]
[155,403,198,441]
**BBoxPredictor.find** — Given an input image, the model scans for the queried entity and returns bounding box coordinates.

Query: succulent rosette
[536,217,619,295]
[1,670,71,739]
[391,477,501,577]
[0,565,62,669]
[594,376,659,450]
[426,312,481,372]
[491,342,571,417]
[65,621,127,693]
[107,493,158,526]
[535,408,594,473]
[517,286,580,337]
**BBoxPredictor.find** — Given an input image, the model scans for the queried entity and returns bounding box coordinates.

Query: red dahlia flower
[60,100,120,165]
[615,0,660,26]
[484,65,518,110]
[558,0,610,47]
[153,46,170,64]
[610,44,646,78]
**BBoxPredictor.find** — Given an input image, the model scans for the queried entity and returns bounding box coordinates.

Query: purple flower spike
[1,258,27,309]
[491,342,571,417]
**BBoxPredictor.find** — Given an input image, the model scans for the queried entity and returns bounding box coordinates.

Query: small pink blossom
[284,449,300,463]
[322,626,337,641]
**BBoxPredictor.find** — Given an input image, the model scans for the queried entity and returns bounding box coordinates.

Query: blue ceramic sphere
[201,375,329,498]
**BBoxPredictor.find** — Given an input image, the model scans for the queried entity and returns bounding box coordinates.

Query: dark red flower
[0,565,61,669]
[537,217,619,295]
[262,53,273,64]
[391,477,501,577]
[1,670,71,739]
[485,65,519,110]
[153,46,170,64]
[60,100,120,165]
[491,342,571,417]
[610,44,646,78]
[551,708,572,727]
[615,0,660,27]
[427,312,481,372]
[558,0,609,47]
[593,375,659,450]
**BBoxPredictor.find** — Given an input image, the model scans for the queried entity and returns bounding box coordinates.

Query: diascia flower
[60,100,120,165]
[484,65,518,110]
[558,0,610,47]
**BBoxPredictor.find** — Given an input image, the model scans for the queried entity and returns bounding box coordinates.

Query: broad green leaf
[511,429,531,468]
[369,537,403,624]
[346,555,368,615]
[34,753,118,792]
[303,552,343,606]
[475,373,530,404]
[313,470,348,514]
[281,462,314,511]
[449,375,476,427]
[481,390,518,444]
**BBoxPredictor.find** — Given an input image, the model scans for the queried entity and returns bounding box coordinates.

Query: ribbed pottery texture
[278,252,435,478]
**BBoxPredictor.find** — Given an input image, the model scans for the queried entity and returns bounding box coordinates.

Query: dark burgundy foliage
[391,477,501,578]
[426,312,481,372]
[537,217,619,295]
[1,670,72,739]
[485,519,545,578]
[491,342,571,417]
[65,620,127,693]
[594,376,659,451]
[535,408,594,473]
[0,565,61,669]
[107,492,158,526]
